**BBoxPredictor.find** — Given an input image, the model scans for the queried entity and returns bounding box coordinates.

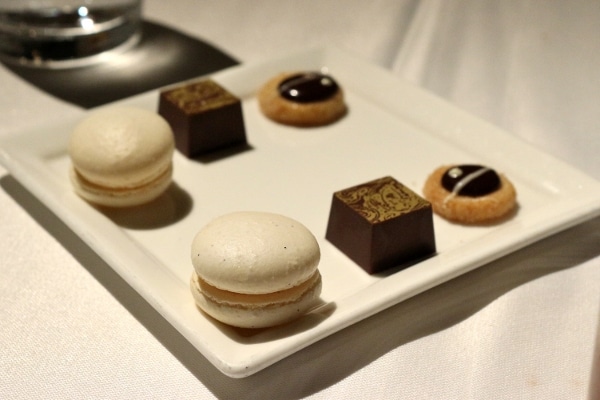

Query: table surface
[1,1,599,399]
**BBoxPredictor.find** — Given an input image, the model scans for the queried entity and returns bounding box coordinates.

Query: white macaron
[68,106,175,207]
[190,211,322,329]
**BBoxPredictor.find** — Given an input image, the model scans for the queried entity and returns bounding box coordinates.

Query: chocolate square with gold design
[158,79,247,157]
[325,176,436,274]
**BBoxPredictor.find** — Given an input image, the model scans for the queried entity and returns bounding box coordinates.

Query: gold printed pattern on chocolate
[335,176,431,224]
[326,175,436,274]
[158,79,247,158]
[163,80,239,115]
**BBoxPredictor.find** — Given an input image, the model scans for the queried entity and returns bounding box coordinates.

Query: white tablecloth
[1,1,599,398]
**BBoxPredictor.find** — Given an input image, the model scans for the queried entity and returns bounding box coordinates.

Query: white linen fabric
[1,1,599,399]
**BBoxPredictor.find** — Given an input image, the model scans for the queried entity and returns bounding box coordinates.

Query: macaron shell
[190,270,322,329]
[191,212,321,294]
[68,107,174,188]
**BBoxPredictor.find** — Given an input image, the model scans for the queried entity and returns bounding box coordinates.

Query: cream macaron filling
[69,163,173,207]
[190,270,322,329]
[192,269,321,307]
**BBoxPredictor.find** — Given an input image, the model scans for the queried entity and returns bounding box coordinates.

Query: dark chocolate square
[158,80,247,157]
[325,176,436,274]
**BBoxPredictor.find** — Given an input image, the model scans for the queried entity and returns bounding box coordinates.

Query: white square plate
[2,47,600,378]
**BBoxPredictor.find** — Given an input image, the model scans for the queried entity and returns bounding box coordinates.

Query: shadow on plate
[191,143,255,165]
[1,19,238,108]
[97,182,193,230]
[198,299,337,344]
[2,174,599,398]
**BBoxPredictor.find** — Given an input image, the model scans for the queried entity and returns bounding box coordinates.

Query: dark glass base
[1,19,238,108]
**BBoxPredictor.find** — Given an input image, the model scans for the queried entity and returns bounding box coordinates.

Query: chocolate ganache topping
[278,72,339,103]
[441,165,501,197]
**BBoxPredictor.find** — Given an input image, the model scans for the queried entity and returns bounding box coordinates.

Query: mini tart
[423,165,517,224]
[257,71,346,127]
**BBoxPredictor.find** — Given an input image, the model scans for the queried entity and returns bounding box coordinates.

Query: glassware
[0,0,142,68]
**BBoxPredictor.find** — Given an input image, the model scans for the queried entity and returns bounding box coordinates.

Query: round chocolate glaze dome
[441,165,501,197]
[278,72,339,103]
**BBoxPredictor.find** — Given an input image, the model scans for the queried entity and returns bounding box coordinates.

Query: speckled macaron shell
[191,211,321,295]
